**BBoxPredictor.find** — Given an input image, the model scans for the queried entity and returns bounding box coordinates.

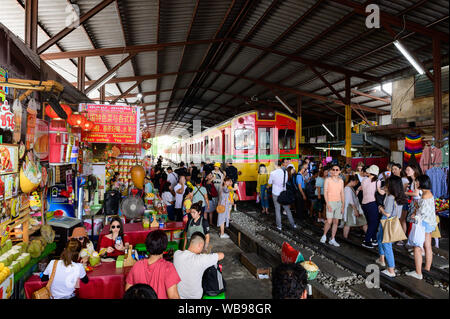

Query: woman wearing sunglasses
[99,216,130,258]
[69,227,95,264]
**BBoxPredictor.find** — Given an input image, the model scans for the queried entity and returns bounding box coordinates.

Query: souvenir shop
[0,24,177,299]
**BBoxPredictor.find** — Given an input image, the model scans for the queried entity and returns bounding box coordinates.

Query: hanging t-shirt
[43,260,86,299]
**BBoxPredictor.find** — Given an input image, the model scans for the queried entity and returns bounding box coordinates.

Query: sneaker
[372,240,378,246]
[282,211,287,216]
[329,238,340,247]
[362,241,374,249]
[381,269,396,278]
[396,241,404,246]
[277,227,282,231]
[320,235,327,243]
[292,224,298,230]
[375,258,386,267]
[220,233,230,239]
[405,270,423,280]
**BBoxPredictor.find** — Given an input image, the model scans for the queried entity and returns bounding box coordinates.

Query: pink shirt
[326,177,343,202]
[126,258,181,299]
[361,178,380,204]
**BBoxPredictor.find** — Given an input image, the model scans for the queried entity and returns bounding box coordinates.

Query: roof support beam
[84,53,135,94]
[37,0,115,54]
[433,37,443,147]
[111,81,142,104]
[328,0,449,42]
[24,0,38,52]
[77,56,86,93]
[351,90,390,104]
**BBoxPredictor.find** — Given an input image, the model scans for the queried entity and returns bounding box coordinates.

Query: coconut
[0,254,10,267]
[17,256,28,269]
[89,252,100,267]
[5,239,12,251]
[21,253,31,264]
[13,244,24,254]
[10,261,21,274]
[300,260,319,280]
[9,249,20,261]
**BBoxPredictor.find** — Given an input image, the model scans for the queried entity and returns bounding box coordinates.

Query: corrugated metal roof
[1,0,448,134]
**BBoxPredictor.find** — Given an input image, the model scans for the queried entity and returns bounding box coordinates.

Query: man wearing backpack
[173,232,225,299]
[294,164,308,221]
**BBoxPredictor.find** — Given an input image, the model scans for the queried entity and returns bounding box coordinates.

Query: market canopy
[1,0,448,136]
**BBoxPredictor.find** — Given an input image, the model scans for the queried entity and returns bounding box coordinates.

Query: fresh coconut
[5,239,12,251]
[0,254,10,267]
[300,260,319,280]
[89,251,101,267]
[10,260,21,274]
[40,225,55,244]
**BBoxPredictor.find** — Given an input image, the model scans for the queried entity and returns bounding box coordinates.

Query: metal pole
[25,0,38,52]
[297,95,302,156]
[433,37,443,148]
[345,75,352,165]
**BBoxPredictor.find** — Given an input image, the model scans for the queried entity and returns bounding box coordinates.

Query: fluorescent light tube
[91,71,117,92]
[393,40,425,75]
[322,123,335,138]
[275,95,294,114]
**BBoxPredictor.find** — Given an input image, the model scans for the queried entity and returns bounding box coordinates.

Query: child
[217,177,237,239]
[406,175,437,280]
[182,187,194,225]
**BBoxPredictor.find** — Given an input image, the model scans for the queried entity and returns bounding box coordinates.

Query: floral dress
[217,186,233,227]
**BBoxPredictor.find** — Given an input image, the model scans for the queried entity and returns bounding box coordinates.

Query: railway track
[228,202,449,299]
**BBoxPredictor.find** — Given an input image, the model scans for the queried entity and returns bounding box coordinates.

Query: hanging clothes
[426,167,448,199]
[440,143,449,168]
[404,134,423,165]
[420,145,443,173]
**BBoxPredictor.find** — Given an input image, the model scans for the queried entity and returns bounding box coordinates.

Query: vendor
[99,217,130,258]
[69,227,94,265]
[183,202,210,251]
[144,175,155,194]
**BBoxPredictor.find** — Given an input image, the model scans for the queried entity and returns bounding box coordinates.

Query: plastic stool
[202,292,226,299]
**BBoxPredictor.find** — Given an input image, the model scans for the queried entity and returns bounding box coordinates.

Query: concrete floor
[208,226,273,299]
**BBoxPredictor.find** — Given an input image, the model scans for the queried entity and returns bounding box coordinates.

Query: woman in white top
[404,165,422,229]
[41,239,88,299]
[406,175,437,280]
[343,175,368,239]
[161,183,175,221]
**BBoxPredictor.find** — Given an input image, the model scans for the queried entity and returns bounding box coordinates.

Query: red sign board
[81,104,140,144]
[117,144,141,155]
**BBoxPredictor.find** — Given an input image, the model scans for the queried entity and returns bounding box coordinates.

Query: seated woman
[69,227,94,264]
[183,202,210,251]
[41,239,88,299]
[99,216,130,258]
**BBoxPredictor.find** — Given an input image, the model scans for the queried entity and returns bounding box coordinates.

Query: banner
[34,119,49,161]
[80,104,140,144]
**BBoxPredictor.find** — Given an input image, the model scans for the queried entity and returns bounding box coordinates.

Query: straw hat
[366,165,379,176]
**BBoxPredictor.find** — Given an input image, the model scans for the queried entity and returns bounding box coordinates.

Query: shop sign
[0,100,14,131]
[117,144,140,155]
[0,68,8,102]
[34,119,49,161]
[80,104,140,144]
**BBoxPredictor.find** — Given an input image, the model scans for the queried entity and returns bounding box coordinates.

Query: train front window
[235,129,255,150]
[278,129,296,150]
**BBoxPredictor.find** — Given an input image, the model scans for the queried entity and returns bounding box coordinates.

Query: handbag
[375,178,386,207]
[380,201,407,243]
[407,221,426,248]
[216,205,226,214]
[32,260,58,299]
[277,170,295,205]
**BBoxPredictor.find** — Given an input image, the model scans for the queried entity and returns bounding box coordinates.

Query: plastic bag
[256,194,260,203]
[407,221,426,248]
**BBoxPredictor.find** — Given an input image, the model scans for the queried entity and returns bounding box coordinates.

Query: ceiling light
[275,96,294,114]
[137,93,143,99]
[393,40,425,75]
[322,123,335,138]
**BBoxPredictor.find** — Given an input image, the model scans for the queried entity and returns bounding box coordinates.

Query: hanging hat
[366,165,379,176]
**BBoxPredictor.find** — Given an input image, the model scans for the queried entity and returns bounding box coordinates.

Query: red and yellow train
[165,110,299,200]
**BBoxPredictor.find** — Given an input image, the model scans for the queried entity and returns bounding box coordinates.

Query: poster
[0,274,14,299]
[47,184,75,218]
[0,173,19,200]
[80,104,140,144]
[0,145,19,175]
[34,119,49,161]
[26,109,37,150]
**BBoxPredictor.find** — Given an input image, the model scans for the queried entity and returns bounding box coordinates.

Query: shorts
[326,201,342,220]
[422,221,435,233]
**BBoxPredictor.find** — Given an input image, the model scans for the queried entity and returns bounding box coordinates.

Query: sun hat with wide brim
[214,162,221,167]
[366,165,379,176]
[69,227,88,239]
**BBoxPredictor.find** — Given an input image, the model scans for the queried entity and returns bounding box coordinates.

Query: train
[165,109,299,200]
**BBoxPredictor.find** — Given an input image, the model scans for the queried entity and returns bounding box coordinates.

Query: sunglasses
[76,237,86,241]
[332,169,340,171]
[111,225,121,229]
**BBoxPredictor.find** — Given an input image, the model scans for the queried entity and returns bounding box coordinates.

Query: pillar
[297,95,302,156]
[77,56,86,93]
[345,76,352,165]
[433,37,442,147]
[25,0,38,52]
[100,85,105,104]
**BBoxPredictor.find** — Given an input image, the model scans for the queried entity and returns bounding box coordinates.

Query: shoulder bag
[32,260,58,299]
[277,170,295,205]
[375,175,386,206]
[380,200,407,244]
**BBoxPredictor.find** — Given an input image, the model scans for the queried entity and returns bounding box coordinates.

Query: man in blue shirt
[294,164,308,220]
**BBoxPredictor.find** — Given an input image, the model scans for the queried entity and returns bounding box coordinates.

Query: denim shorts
[422,221,435,233]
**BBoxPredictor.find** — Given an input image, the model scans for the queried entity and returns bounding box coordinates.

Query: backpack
[103,190,121,215]
[202,263,226,296]
[305,178,316,199]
